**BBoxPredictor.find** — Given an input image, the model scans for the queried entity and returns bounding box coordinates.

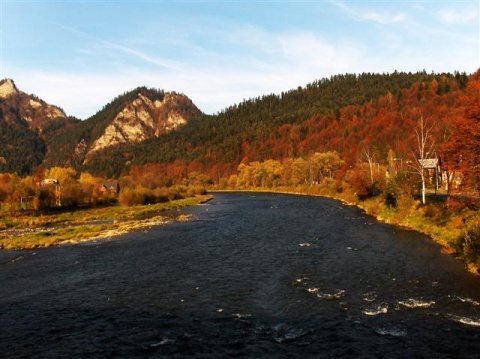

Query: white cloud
[61,24,185,72]
[4,4,477,120]
[279,32,363,75]
[101,40,184,72]
[330,1,407,25]
[361,10,406,25]
[437,8,479,24]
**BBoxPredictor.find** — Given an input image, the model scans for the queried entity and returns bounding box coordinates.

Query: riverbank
[359,196,480,276]
[0,195,213,249]
[214,187,480,275]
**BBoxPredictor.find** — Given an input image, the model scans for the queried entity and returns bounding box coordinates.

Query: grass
[0,195,213,249]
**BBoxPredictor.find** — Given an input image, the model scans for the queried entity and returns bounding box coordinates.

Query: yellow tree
[237,163,254,188]
[45,167,76,185]
[44,167,78,207]
[79,172,105,205]
[5,174,31,210]
[261,160,283,188]
[310,151,344,182]
[292,157,310,185]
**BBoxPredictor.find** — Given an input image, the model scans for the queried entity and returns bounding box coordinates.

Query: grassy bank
[0,195,213,249]
[215,186,480,275]
[357,194,480,275]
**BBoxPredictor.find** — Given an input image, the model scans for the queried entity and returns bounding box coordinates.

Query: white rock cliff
[87,92,189,158]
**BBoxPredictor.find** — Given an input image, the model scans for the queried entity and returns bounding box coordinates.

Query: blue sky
[1,0,479,119]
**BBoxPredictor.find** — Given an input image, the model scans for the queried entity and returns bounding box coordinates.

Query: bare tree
[360,146,376,185]
[411,115,435,205]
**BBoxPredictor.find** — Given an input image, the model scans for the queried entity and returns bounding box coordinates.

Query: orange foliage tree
[441,71,480,192]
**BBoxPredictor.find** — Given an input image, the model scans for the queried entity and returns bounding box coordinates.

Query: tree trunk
[421,172,426,205]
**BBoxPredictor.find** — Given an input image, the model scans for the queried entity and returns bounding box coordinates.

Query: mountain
[0,71,471,179]
[82,71,466,178]
[0,81,202,175]
[0,79,76,175]
[89,93,189,155]
[43,87,202,171]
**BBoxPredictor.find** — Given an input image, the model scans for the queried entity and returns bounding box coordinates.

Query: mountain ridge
[0,70,471,178]
[0,78,75,174]
[0,81,202,174]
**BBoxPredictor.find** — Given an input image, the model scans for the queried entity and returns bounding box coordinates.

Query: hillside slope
[0,71,470,179]
[83,71,466,177]
[43,87,202,170]
[0,79,75,175]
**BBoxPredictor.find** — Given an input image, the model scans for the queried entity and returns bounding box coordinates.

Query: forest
[72,70,477,195]
[2,71,472,180]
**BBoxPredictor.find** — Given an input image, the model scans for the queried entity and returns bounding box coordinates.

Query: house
[419,158,442,190]
[418,158,439,170]
[101,181,120,194]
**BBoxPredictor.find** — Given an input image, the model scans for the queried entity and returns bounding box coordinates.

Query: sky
[1,0,479,120]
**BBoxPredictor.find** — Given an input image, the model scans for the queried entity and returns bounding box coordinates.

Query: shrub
[152,188,169,203]
[394,195,419,222]
[362,198,383,217]
[119,184,203,207]
[424,203,441,218]
[119,187,136,206]
[463,221,480,262]
[167,188,181,201]
[186,186,207,197]
[119,186,149,206]
[348,166,371,200]
[385,171,416,207]
[446,198,467,212]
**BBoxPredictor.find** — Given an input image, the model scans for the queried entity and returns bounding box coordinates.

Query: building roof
[418,158,438,169]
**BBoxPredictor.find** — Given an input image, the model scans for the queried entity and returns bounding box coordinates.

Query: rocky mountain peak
[0,79,19,98]
[0,78,67,131]
[84,90,198,161]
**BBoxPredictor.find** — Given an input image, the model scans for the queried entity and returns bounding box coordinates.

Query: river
[1,192,480,358]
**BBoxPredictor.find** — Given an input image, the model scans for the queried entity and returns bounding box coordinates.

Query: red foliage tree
[441,71,480,191]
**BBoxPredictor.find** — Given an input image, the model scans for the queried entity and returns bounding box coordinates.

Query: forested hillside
[82,71,469,179]
[43,87,202,169]
[0,79,76,175]
[0,119,46,175]
[0,71,473,182]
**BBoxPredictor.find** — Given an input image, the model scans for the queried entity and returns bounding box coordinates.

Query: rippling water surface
[1,192,480,358]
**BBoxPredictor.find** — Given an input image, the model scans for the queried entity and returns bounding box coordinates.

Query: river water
[1,192,480,358]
